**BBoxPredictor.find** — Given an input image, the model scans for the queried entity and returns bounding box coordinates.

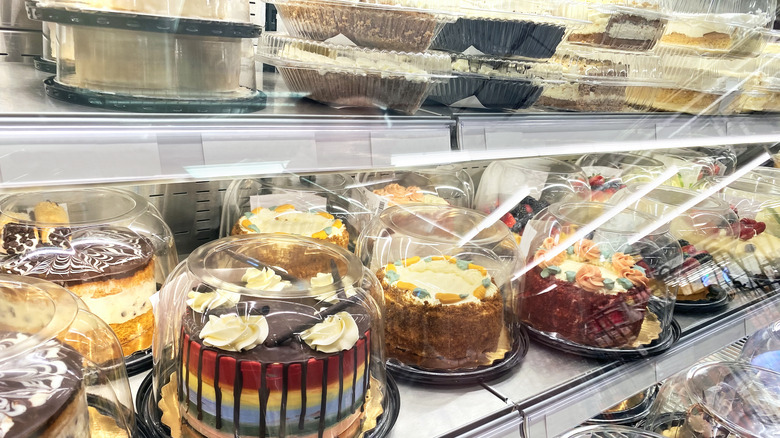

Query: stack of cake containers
[425,0,588,110]
[641,0,776,115]
[257,0,458,114]
[25,0,266,112]
[738,30,780,112]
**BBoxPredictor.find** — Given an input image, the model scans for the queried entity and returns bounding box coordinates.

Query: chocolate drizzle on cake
[1,227,154,285]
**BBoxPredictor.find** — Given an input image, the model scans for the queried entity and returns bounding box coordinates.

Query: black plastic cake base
[674,285,732,314]
[428,77,543,110]
[88,393,150,438]
[125,347,153,377]
[387,324,529,386]
[432,18,565,59]
[45,77,267,113]
[33,56,56,74]
[136,370,400,438]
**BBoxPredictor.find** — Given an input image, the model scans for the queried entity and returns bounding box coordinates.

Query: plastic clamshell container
[0,274,134,437]
[220,174,369,250]
[430,0,589,59]
[474,157,590,239]
[354,166,474,211]
[152,234,390,438]
[609,185,739,304]
[264,0,460,52]
[559,0,670,51]
[518,202,680,352]
[575,153,667,202]
[0,188,177,357]
[258,33,451,114]
[40,0,251,21]
[658,0,775,57]
[739,33,780,112]
[536,45,667,112]
[647,147,726,188]
[54,24,252,99]
[559,425,666,437]
[645,362,780,438]
[741,320,780,372]
[355,204,522,372]
[428,54,564,109]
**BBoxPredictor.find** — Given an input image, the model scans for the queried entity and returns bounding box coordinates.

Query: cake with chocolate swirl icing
[520,237,652,348]
[180,267,372,438]
[0,202,156,356]
[0,332,90,438]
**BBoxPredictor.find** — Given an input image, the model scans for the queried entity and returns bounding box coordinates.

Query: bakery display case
[518,201,681,358]
[474,157,590,241]
[355,204,525,384]
[0,188,177,373]
[142,233,398,438]
[609,185,740,313]
[643,361,780,438]
[0,274,136,437]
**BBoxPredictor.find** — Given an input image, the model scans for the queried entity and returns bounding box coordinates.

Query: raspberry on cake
[377,256,504,369]
[231,204,349,249]
[520,238,652,348]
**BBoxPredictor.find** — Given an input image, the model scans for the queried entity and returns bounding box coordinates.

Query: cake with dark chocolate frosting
[0,208,157,357]
[180,267,372,438]
[520,237,652,348]
[0,332,89,438]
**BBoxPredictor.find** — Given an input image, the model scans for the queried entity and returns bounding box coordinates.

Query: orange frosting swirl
[575,265,604,293]
[535,248,566,269]
[624,269,649,287]
[611,252,636,275]
[574,239,601,262]
[542,236,558,250]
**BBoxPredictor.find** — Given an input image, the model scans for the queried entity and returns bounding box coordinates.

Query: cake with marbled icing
[231,205,349,249]
[0,212,157,356]
[0,333,90,438]
[520,237,652,348]
[377,256,503,369]
[180,268,372,438]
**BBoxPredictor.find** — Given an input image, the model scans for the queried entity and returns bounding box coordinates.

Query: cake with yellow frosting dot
[231,204,349,249]
[377,256,503,369]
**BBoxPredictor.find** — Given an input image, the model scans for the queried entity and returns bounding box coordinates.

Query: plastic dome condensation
[152,234,388,438]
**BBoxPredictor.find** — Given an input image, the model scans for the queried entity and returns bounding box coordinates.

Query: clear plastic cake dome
[518,202,681,357]
[220,174,370,251]
[0,188,177,360]
[354,165,474,212]
[38,0,251,21]
[609,185,740,310]
[646,147,727,189]
[741,320,780,373]
[0,274,135,437]
[152,233,392,438]
[559,425,666,438]
[643,361,780,438]
[575,153,667,202]
[355,204,523,382]
[701,176,780,288]
[474,157,590,241]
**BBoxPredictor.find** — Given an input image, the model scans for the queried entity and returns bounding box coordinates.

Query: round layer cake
[231,205,349,249]
[0,332,89,438]
[180,268,372,438]
[520,237,652,348]
[0,215,157,356]
[377,256,503,369]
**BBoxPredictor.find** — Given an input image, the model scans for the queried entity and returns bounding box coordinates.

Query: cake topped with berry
[520,237,653,348]
[588,174,627,202]
[498,195,550,240]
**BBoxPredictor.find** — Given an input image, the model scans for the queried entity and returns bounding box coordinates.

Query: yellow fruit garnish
[312,231,328,240]
[385,264,396,272]
[397,282,417,291]
[468,264,487,276]
[436,293,464,304]
[318,211,335,220]
[332,219,343,228]
[403,256,420,266]
[473,285,486,300]
[250,207,264,215]
[275,204,296,213]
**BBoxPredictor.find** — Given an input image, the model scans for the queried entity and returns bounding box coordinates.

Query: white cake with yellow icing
[377,256,503,369]
[231,204,349,248]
